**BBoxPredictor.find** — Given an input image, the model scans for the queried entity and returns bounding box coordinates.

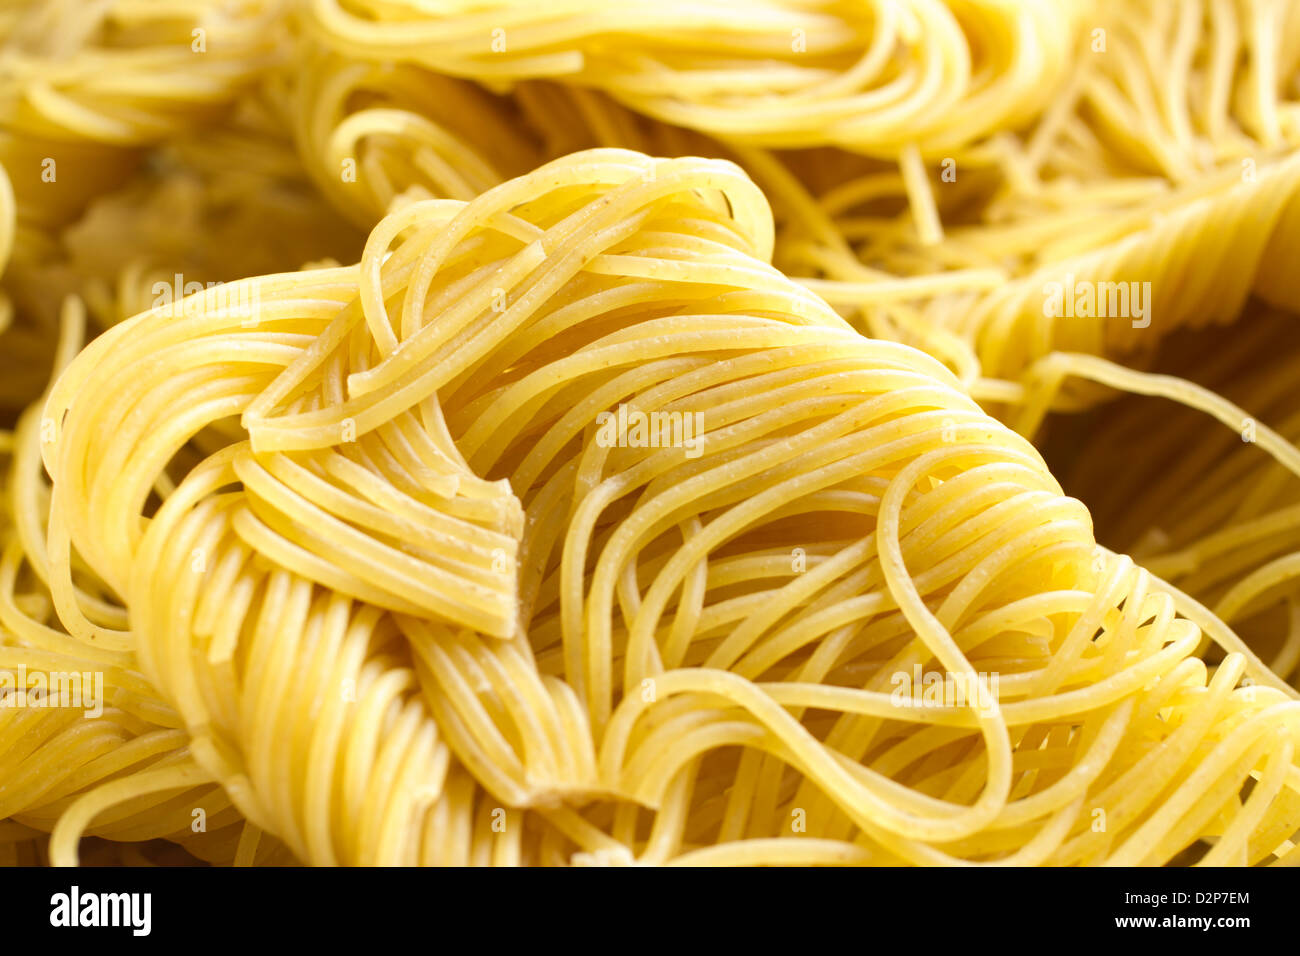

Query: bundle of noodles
[306,0,1087,160]
[0,297,290,866]
[42,149,1300,865]
[0,0,283,257]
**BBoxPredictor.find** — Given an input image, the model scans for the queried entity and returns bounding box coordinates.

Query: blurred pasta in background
[2,0,1300,867]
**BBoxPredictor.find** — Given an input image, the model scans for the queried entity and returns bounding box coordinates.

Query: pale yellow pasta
[39,149,1300,865]
[1,0,1299,869]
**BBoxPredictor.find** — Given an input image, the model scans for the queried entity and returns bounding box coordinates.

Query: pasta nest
[39,150,1300,865]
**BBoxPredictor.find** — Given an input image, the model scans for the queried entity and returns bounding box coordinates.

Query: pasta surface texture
[33,150,1300,866]
[0,0,1298,867]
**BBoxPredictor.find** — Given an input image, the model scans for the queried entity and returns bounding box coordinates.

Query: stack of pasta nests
[2,0,1300,866]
